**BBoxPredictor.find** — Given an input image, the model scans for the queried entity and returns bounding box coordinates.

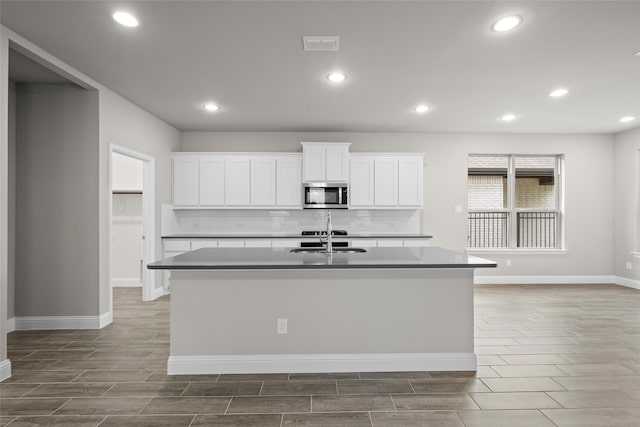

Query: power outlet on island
[277,318,288,334]
[626,261,633,271]
[506,259,512,267]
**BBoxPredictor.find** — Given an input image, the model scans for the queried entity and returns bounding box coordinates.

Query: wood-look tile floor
[1,284,640,426]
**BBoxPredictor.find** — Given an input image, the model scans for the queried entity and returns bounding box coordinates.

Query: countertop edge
[162,234,434,239]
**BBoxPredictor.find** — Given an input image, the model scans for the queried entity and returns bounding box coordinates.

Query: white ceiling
[2,1,639,134]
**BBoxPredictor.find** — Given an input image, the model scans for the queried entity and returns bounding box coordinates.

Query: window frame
[467,154,564,251]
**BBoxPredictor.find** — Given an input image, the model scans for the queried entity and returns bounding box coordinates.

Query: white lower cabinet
[245,240,271,248]
[162,240,191,289]
[271,239,300,248]
[217,240,245,248]
[377,239,404,248]
[350,239,378,248]
[403,239,432,247]
[191,240,218,250]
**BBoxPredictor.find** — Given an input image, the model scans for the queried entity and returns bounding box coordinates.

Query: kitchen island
[148,247,496,375]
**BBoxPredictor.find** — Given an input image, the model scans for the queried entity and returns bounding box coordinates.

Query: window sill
[466,249,568,255]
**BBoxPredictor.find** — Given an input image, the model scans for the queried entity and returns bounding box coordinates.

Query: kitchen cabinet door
[377,239,403,247]
[302,144,326,181]
[191,240,218,249]
[325,144,349,182]
[374,157,398,206]
[251,157,276,206]
[276,156,302,207]
[350,156,374,206]
[199,156,225,206]
[398,156,423,207]
[301,142,350,182]
[403,239,431,247]
[224,157,251,206]
[173,156,199,207]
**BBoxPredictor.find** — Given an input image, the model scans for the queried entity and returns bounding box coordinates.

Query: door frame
[108,144,155,308]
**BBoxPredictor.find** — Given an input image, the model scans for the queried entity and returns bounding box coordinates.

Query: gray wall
[182,131,615,278]
[15,83,99,316]
[614,127,640,280]
[98,88,181,313]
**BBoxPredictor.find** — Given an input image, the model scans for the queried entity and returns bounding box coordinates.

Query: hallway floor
[1,284,640,426]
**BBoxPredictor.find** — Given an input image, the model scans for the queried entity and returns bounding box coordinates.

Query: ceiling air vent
[303,36,340,51]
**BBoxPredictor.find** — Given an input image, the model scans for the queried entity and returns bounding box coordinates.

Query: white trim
[99,311,113,329]
[467,249,568,255]
[631,252,640,258]
[151,286,170,301]
[6,317,15,333]
[0,359,11,382]
[474,275,615,285]
[167,352,476,375]
[15,315,105,330]
[109,144,156,314]
[615,276,640,290]
[111,278,142,287]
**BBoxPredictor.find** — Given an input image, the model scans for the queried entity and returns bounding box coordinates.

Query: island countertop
[161,233,433,239]
[148,246,496,270]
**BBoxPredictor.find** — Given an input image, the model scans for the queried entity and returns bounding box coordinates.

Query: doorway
[109,145,155,313]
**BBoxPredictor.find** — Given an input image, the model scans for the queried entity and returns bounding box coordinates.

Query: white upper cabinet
[199,155,225,207]
[251,157,276,206]
[301,142,350,182]
[224,157,251,206]
[172,153,303,209]
[173,155,199,207]
[276,155,302,207]
[349,155,375,206]
[374,156,398,206]
[349,153,424,209]
[398,156,423,207]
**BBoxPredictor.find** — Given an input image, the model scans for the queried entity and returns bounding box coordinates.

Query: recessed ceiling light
[549,88,569,98]
[414,104,430,113]
[203,103,220,112]
[113,11,139,27]
[620,116,636,123]
[491,15,522,32]
[327,72,347,83]
[502,113,516,122]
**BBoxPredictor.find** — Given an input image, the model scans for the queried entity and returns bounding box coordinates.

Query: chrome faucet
[326,211,333,253]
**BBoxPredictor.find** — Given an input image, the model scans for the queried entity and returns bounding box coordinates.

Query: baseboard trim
[474,275,615,285]
[0,359,12,382]
[14,315,105,330]
[151,286,170,301]
[615,276,640,290]
[112,278,142,287]
[167,352,477,375]
[99,311,113,328]
[6,317,16,333]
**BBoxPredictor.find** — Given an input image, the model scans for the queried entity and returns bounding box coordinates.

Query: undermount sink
[290,247,367,254]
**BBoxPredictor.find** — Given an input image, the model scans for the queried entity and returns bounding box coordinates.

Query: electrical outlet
[455,205,463,213]
[277,318,288,334]
[626,261,633,271]
[506,259,512,267]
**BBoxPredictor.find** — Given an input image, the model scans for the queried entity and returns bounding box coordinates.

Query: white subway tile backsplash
[161,206,420,235]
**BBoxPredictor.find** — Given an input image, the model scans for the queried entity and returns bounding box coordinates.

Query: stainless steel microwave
[303,183,349,209]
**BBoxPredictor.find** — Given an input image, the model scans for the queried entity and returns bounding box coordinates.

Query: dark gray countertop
[148,247,496,270]
[162,234,433,239]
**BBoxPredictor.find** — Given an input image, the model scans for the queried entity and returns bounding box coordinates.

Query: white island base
[167,268,476,375]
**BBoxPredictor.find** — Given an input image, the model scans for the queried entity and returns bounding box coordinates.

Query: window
[467,154,563,249]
